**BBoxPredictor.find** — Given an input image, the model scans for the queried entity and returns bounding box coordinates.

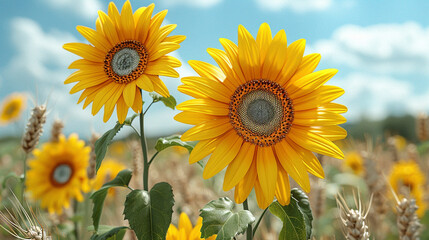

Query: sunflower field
[0,1,428,240]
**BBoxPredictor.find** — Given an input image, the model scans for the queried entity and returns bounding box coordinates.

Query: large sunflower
[166,212,216,240]
[175,23,346,208]
[26,134,90,214]
[64,1,184,123]
[0,93,26,125]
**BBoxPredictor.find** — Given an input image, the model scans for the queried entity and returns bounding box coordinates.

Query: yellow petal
[108,2,122,38]
[206,48,238,91]
[104,84,125,122]
[234,160,257,204]
[256,23,273,64]
[64,69,105,84]
[287,69,338,99]
[318,103,348,114]
[256,147,277,202]
[286,138,324,178]
[76,25,112,52]
[123,81,137,107]
[149,42,180,61]
[288,126,344,159]
[277,39,306,86]
[238,25,260,80]
[116,96,129,123]
[92,83,121,115]
[146,10,168,45]
[136,74,155,92]
[254,178,271,209]
[174,111,215,125]
[145,61,179,78]
[164,35,186,44]
[294,110,347,126]
[150,55,181,68]
[308,125,347,141]
[178,212,192,236]
[181,118,231,141]
[69,75,108,94]
[68,59,103,71]
[149,75,169,97]
[275,167,291,206]
[98,10,120,45]
[63,43,105,62]
[293,86,345,111]
[188,60,226,82]
[176,99,229,116]
[274,140,311,192]
[223,142,255,191]
[188,137,218,164]
[131,88,143,113]
[290,53,321,82]
[219,38,246,84]
[177,85,206,99]
[262,29,287,81]
[120,0,135,39]
[135,4,154,43]
[181,77,231,103]
[146,24,177,52]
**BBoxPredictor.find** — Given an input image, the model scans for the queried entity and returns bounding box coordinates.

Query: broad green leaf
[291,188,313,239]
[269,198,306,240]
[150,93,177,110]
[123,113,139,126]
[155,135,194,153]
[90,170,132,232]
[94,122,124,173]
[90,226,128,240]
[200,197,255,240]
[123,182,174,240]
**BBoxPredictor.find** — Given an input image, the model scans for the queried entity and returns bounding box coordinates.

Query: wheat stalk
[396,198,421,240]
[49,119,64,143]
[21,105,47,154]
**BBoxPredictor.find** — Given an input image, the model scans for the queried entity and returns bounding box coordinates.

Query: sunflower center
[4,102,18,116]
[229,79,294,147]
[51,163,73,186]
[104,40,148,84]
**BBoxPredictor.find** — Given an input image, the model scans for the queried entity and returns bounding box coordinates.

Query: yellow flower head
[0,93,26,125]
[64,1,185,123]
[175,23,347,209]
[389,135,407,151]
[166,212,216,240]
[26,134,90,214]
[91,158,126,196]
[389,160,426,216]
[344,151,364,175]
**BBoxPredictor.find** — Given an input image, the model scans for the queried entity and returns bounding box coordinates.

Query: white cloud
[332,73,429,121]
[39,0,102,19]
[255,0,332,12]
[158,0,222,8]
[312,22,429,74]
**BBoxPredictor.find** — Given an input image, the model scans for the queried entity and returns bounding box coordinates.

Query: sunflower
[91,158,126,196]
[344,151,363,175]
[26,134,90,214]
[389,160,426,216]
[0,93,26,125]
[175,23,346,208]
[166,212,216,240]
[64,1,184,123]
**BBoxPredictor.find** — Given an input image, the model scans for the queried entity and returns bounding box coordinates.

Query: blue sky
[1,0,429,138]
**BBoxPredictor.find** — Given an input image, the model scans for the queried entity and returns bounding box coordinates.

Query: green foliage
[269,195,309,240]
[90,170,133,232]
[155,135,194,153]
[199,197,255,240]
[90,226,128,240]
[94,122,124,173]
[123,182,174,240]
[150,93,177,110]
[291,188,313,239]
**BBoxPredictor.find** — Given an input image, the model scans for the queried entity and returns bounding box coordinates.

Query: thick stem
[252,207,268,236]
[139,110,149,191]
[243,199,253,240]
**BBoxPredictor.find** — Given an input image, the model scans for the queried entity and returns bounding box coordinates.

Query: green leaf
[291,188,313,239]
[123,114,139,126]
[90,170,133,232]
[94,122,124,173]
[269,198,306,240]
[155,135,194,153]
[199,197,255,240]
[150,93,177,110]
[90,226,128,240]
[123,182,174,240]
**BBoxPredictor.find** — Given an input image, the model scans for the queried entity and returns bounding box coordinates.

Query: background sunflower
[0,93,26,126]
[26,134,90,214]
[166,212,216,240]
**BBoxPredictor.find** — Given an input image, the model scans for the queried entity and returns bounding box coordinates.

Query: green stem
[73,199,79,240]
[243,199,253,240]
[252,207,268,236]
[139,110,149,191]
[148,152,159,165]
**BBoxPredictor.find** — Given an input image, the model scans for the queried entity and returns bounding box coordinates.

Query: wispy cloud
[157,0,223,8]
[313,22,429,74]
[38,0,102,19]
[255,0,332,12]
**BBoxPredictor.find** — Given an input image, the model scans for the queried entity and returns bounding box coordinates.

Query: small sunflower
[344,151,363,175]
[166,212,216,240]
[64,1,185,123]
[175,23,346,208]
[91,159,126,196]
[26,134,90,214]
[0,93,26,125]
[389,160,426,216]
